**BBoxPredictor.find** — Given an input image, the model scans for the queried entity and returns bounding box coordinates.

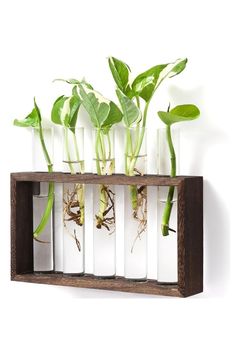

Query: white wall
[0,0,235,353]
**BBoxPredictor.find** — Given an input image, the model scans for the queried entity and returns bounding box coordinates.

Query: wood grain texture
[10,172,203,297]
[12,273,181,297]
[11,172,197,186]
[11,176,33,277]
[11,177,17,278]
[178,177,203,296]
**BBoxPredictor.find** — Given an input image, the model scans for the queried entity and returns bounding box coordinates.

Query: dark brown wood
[177,177,203,296]
[11,172,197,186]
[11,176,34,278]
[10,172,203,297]
[13,274,181,297]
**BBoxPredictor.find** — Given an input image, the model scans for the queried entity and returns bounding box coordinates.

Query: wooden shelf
[11,172,203,297]
[13,273,180,297]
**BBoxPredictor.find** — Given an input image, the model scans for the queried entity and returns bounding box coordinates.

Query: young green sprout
[13,98,54,240]
[157,104,200,236]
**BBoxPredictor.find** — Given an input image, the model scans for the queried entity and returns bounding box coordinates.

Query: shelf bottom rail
[12,273,181,297]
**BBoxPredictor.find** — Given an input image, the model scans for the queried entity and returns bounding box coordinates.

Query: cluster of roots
[131,185,147,253]
[63,183,84,252]
[95,185,115,234]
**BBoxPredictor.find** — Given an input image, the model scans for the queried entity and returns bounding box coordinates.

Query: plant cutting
[108,56,188,249]
[73,80,123,277]
[76,82,122,232]
[51,86,83,173]
[157,104,200,236]
[51,86,84,252]
[55,78,123,232]
[13,98,54,240]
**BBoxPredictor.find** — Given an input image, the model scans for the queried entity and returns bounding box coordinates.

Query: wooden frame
[11,172,203,297]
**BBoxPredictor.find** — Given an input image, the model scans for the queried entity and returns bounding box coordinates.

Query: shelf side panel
[178,178,203,296]
[11,179,34,276]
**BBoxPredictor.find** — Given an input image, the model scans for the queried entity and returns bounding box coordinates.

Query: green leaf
[13,98,41,128]
[51,94,81,132]
[157,104,200,126]
[132,64,168,102]
[72,85,80,98]
[33,98,42,123]
[53,78,94,90]
[51,95,68,125]
[77,83,110,128]
[108,56,132,97]
[132,58,187,102]
[116,88,140,127]
[166,58,188,78]
[81,79,94,90]
[66,95,81,133]
[53,78,81,85]
[102,100,123,128]
[170,104,200,117]
[156,58,188,88]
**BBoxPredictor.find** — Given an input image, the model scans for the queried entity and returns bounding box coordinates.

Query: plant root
[95,184,115,235]
[63,183,84,252]
[168,227,176,233]
[33,237,50,244]
[131,185,147,253]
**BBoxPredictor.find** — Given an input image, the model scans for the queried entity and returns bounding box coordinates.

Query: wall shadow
[203,180,230,297]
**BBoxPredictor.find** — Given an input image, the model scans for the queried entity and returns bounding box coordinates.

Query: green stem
[76,183,84,225]
[95,129,114,225]
[125,127,133,175]
[107,130,111,161]
[127,100,150,175]
[128,127,144,174]
[95,129,102,175]
[71,129,84,225]
[142,99,151,128]
[33,180,54,239]
[129,185,138,210]
[167,125,176,178]
[107,130,115,175]
[99,129,106,165]
[161,125,176,236]
[64,127,75,174]
[38,122,53,169]
[73,131,80,160]
[33,122,54,239]
[126,100,150,211]
[97,184,108,220]
[72,130,84,173]
[135,96,140,109]
[95,129,106,223]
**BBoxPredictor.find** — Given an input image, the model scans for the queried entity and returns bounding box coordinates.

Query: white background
[0,0,235,353]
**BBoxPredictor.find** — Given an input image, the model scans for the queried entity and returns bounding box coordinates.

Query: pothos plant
[51,85,83,173]
[76,81,122,232]
[108,56,188,244]
[54,78,123,232]
[157,104,200,236]
[13,98,54,241]
[51,86,85,250]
